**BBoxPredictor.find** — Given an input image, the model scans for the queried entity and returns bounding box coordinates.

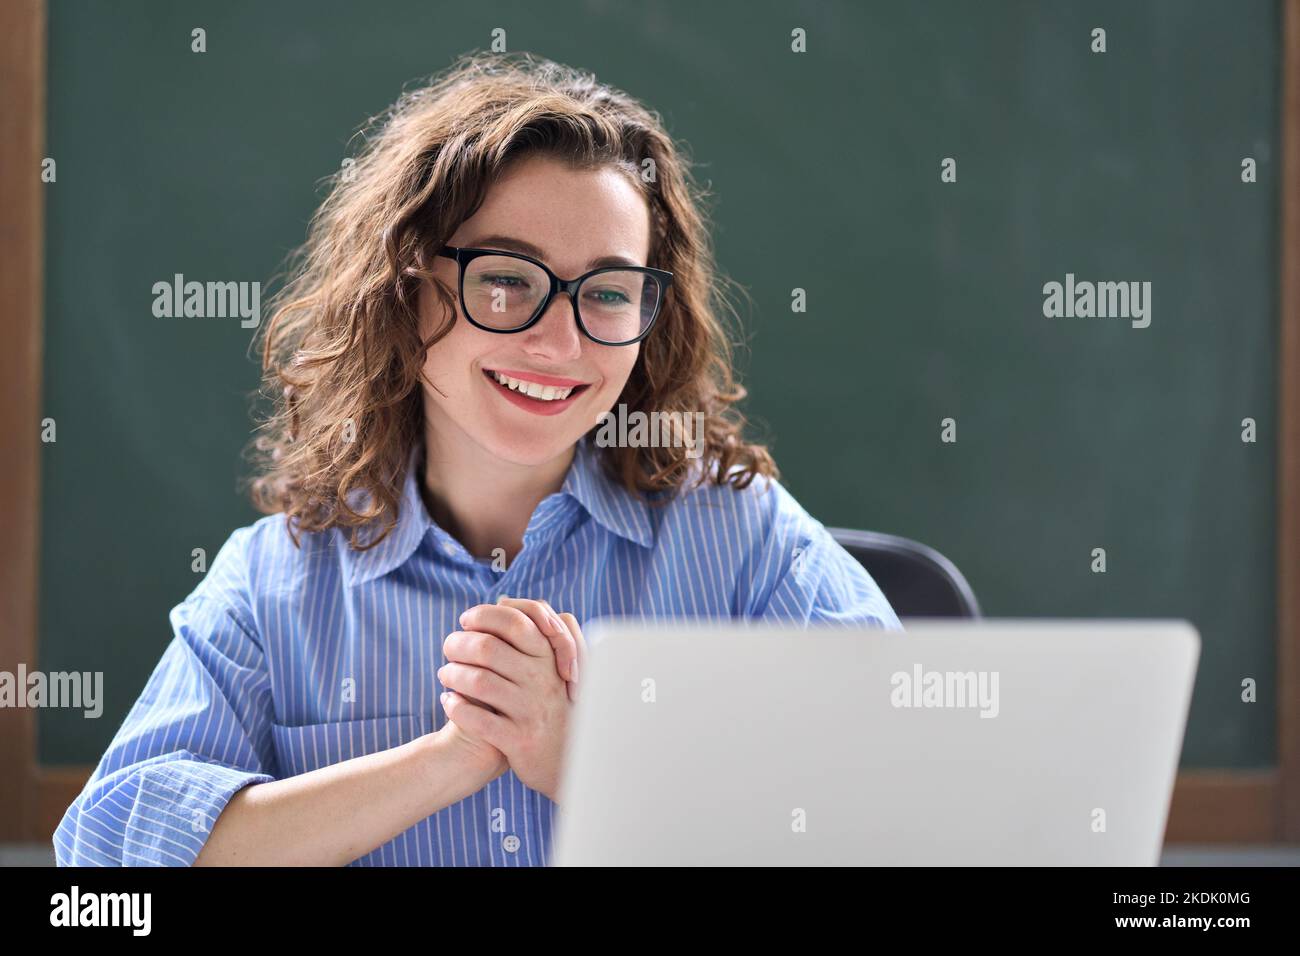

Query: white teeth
[490,370,575,401]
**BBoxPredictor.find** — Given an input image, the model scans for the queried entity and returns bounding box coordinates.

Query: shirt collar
[562,434,655,549]
[342,443,433,587]
[342,435,653,586]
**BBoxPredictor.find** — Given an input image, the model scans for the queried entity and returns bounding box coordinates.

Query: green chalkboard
[39,0,1280,768]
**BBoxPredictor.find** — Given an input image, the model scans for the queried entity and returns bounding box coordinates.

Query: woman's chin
[478,426,581,469]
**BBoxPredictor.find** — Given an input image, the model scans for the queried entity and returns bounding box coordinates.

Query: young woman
[54,52,899,868]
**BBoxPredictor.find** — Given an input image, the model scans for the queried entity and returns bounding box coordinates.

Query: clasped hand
[438,595,585,802]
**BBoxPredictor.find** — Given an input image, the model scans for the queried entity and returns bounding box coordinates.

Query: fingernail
[548,612,565,635]
[570,658,579,683]
[440,691,450,705]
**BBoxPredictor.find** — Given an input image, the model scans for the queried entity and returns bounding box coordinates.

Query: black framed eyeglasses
[436,245,673,346]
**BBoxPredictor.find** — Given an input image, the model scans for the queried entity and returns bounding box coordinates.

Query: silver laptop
[551,619,1199,866]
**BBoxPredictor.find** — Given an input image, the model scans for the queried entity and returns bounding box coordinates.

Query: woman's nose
[523,293,584,355]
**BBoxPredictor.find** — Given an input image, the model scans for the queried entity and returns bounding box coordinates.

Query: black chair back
[827,527,981,619]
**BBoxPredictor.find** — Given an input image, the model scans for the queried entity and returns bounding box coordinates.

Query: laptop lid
[551,619,1199,865]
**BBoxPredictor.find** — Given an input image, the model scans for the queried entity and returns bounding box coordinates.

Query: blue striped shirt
[53,434,900,866]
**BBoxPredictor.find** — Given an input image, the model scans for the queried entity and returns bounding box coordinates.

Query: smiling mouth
[482,368,593,403]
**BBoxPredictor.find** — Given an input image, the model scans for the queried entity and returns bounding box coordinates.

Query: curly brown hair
[248,51,778,550]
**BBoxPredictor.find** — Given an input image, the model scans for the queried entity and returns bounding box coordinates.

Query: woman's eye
[586,287,631,305]
[479,273,529,289]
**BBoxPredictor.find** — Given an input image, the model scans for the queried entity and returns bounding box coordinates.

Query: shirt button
[442,540,457,556]
[502,834,520,853]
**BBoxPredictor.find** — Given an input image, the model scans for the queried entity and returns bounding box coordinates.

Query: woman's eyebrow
[465,234,642,269]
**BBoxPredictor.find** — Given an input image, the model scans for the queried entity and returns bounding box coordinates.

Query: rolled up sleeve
[744,484,902,630]
[54,537,279,866]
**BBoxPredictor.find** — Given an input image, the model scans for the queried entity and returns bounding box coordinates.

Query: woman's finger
[443,629,529,684]
[558,612,586,683]
[438,662,525,718]
[459,603,550,657]
[558,611,586,702]
[441,691,511,745]
[496,595,577,681]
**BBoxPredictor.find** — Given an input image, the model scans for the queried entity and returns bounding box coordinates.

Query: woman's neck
[419,429,576,564]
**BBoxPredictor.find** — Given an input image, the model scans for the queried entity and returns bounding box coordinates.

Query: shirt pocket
[271,713,433,777]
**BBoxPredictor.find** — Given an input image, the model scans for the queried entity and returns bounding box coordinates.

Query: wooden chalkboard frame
[3,0,1298,848]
